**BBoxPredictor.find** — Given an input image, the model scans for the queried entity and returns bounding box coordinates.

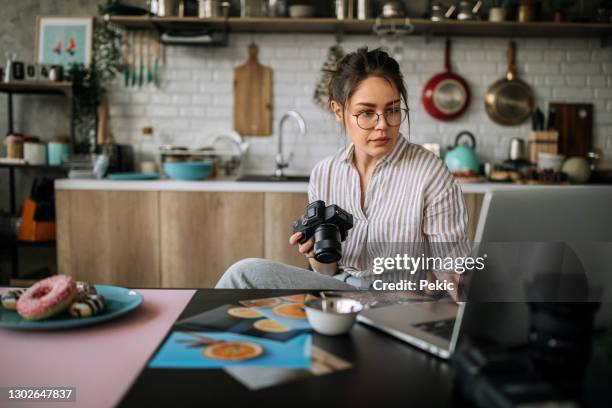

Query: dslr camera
[292,200,354,264]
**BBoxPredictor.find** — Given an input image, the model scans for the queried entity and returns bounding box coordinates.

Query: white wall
[107,34,612,175]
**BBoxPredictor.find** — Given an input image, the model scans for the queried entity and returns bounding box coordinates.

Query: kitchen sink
[236,174,310,182]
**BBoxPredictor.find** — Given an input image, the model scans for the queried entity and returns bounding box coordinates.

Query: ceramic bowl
[163,160,213,180]
[304,297,364,336]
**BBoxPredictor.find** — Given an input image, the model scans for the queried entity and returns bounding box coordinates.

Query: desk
[120,289,460,407]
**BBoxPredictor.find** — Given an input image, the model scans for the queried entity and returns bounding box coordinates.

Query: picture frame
[35,16,94,70]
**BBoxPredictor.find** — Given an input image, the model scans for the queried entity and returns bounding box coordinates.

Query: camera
[292,200,354,264]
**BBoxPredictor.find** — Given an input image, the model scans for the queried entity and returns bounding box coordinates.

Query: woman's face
[332,76,402,162]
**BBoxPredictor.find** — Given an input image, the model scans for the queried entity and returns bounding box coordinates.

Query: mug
[23,142,47,165]
[47,142,70,166]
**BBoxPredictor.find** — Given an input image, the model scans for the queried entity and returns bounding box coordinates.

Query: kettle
[444,131,479,173]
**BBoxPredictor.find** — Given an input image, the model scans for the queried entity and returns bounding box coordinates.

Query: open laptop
[357,188,612,359]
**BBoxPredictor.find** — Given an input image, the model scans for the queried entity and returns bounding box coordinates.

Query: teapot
[444,131,479,174]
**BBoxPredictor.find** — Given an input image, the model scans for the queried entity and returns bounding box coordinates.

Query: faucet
[275,110,306,177]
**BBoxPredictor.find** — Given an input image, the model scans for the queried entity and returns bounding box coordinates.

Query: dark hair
[326,47,409,118]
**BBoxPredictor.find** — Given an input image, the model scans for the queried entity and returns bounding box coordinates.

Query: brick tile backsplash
[106,34,612,173]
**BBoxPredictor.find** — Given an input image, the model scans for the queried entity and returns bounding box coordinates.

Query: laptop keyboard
[412,318,456,341]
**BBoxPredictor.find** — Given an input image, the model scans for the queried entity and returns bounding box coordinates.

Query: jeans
[215,258,363,290]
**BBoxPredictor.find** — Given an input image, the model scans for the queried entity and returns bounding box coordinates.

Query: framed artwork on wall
[35,16,94,70]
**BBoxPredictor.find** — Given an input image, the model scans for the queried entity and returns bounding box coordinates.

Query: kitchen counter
[54,178,612,194]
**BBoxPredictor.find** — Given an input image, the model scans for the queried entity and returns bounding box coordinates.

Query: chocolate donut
[69,294,106,318]
[75,281,97,301]
[1,289,25,311]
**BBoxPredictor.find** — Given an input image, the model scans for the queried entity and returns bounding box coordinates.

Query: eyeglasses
[350,108,409,130]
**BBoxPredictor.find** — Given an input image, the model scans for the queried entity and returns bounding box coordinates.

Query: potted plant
[67,1,123,153]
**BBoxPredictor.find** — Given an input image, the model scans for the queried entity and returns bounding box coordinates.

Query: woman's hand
[289,232,315,259]
[289,232,338,276]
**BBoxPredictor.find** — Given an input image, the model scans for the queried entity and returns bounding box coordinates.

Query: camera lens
[313,224,342,263]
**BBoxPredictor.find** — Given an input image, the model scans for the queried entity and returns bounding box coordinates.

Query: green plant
[68,0,123,153]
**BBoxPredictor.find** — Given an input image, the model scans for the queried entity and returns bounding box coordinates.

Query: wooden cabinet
[56,190,161,287]
[264,193,309,269]
[160,191,265,288]
[56,189,483,288]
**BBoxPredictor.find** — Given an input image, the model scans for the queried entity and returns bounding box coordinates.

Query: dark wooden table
[119,289,612,408]
[119,289,462,407]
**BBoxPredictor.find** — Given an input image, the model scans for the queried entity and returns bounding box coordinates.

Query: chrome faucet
[276,110,306,177]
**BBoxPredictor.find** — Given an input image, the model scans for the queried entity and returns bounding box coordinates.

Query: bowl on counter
[163,160,213,181]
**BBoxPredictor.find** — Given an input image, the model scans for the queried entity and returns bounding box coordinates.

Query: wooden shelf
[0,81,73,95]
[106,16,612,38]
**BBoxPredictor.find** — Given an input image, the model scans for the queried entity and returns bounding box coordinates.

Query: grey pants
[215,258,361,290]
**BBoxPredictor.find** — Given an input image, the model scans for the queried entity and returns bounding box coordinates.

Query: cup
[23,142,47,165]
[47,142,70,166]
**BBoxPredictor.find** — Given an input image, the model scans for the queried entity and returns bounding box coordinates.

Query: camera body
[292,200,353,263]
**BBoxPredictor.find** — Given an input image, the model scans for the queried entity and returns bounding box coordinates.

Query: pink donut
[17,275,77,321]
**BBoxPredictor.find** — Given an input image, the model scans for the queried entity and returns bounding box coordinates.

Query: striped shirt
[308,135,469,279]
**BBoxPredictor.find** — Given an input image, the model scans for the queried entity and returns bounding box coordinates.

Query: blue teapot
[444,131,479,174]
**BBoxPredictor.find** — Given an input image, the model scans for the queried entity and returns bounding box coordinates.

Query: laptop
[357,188,612,359]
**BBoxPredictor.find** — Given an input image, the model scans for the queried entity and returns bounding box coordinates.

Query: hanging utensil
[153,34,161,88]
[147,32,153,84]
[122,33,130,88]
[422,38,470,121]
[130,32,137,87]
[138,31,144,87]
[484,41,534,126]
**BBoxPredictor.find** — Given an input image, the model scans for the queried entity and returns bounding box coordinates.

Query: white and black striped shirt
[308,135,469,279]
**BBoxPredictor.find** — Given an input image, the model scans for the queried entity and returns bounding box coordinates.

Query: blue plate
[107,172,160,180]
[0,285,143,330]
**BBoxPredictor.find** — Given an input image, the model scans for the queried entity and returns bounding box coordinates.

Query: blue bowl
[163,160,213,181]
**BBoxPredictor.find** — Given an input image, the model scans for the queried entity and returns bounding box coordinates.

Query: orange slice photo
[272,303,307,319]
[253,319,289,333]
[203,342,264,361]
[226,307,262,319]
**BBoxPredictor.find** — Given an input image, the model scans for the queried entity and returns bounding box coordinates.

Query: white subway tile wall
[107,34,612,174]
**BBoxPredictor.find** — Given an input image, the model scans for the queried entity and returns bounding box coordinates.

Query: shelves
[0,81,73,95]
[106,16,612,39]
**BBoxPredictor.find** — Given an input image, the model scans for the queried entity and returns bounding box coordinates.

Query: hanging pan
[422,38,470,121]
[484,41,534,126]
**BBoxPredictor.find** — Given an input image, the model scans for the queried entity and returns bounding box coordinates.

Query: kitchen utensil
[163,160,213,180]
[357,0,372,19]
[548,102,592,158]
[0,285,143,330]
[266,0,288,17]
[146,33,153,84]
[517,2,536,22]
[444,131,479,173]
[123,33,130,87]
[509,137,526,161]
[422,39,470,121]
[488,7,506,21]
[131,32,137,86]
[335,0,354,19]
[138,31,144,87]
[430,2,456,21]
[484,41,534,126]
[233,43,273,136]
[199,0,230,17]
[531,107,545,130]
[153,34,161,88]
[456,0,482,20]
[5,135,24,159]
[561,157,591,184]
[304,298,364,336]
[289,4,315,17]
[150,0,177,16]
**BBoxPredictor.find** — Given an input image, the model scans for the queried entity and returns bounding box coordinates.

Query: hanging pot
[422,39,470,121]
[484,41,534,126]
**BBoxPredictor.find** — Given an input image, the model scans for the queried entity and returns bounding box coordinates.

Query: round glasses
[351,108,409,130]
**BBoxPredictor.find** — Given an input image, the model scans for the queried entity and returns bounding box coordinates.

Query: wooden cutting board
[233,43,273,136]
[548,102,593,158]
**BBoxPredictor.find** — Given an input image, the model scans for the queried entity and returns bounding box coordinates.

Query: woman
[216,47,468,290]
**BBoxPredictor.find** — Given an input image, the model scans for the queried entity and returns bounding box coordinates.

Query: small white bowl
[304,298,364,336]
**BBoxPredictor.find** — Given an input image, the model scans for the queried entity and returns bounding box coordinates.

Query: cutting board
[233,43,273,136]
[548,102,593,158]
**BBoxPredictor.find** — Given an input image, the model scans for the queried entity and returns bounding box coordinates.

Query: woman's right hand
[289,232,315,259]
